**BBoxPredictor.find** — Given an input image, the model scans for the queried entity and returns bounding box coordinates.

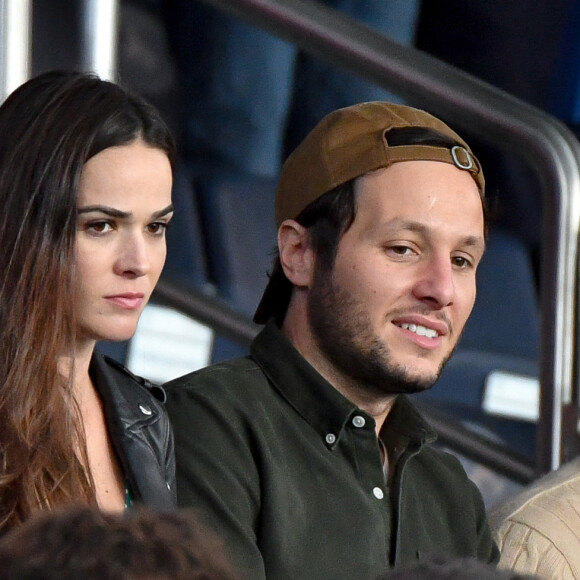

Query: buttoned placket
[345,410,393,560]
[349,413,387,493]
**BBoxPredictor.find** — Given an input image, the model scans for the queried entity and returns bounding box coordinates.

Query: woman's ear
[278,219,315,288]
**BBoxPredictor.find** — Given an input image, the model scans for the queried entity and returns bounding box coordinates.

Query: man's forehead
[350,162,485,235]
[358,158,481,185]
[354,161,483,206]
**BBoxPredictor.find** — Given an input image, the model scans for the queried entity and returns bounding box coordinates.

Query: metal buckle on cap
[451,145,473,171]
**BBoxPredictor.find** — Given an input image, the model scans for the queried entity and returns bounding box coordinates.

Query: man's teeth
[400,323,438,338]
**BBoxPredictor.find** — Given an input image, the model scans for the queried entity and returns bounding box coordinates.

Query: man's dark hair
[265,180,356,324]
[0,505,239,580]
[261,126,488,325]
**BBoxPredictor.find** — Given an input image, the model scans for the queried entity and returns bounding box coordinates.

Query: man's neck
[281,310,396,435]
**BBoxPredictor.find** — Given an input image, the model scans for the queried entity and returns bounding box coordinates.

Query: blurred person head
[0,505,238,580]
[377,557,538,579]
[0,71,175,529]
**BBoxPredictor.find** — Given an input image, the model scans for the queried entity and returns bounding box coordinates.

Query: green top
[124,481,134,510]
[165,320,498,580]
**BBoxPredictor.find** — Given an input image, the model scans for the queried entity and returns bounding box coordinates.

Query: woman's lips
[104,293,144,310]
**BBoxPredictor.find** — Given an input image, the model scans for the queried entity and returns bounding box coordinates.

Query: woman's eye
[147,222,168,235]
[86,221,113,234]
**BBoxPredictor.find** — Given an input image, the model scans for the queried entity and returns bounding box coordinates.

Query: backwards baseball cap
[254,101,484,324]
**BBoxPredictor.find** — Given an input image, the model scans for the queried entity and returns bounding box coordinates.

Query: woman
[0,71,176,530]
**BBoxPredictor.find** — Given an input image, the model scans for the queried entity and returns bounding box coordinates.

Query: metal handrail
[154,279,261,347]
[198,0,580,475]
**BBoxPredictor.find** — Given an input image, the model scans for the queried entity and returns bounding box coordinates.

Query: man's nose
[412,255,455,308]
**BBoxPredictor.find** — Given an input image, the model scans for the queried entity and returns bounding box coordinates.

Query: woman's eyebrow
[77,205,130,218]
[77,204,174,219]
[152,204,174,219]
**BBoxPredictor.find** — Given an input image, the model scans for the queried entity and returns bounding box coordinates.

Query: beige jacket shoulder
[489,457,580,580]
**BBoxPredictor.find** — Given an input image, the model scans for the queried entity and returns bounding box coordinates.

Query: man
[165,102,498,579]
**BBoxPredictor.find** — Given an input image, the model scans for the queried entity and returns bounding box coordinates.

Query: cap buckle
[451,145,473,171]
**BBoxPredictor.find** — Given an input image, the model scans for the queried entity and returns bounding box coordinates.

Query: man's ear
[278,219,315,288]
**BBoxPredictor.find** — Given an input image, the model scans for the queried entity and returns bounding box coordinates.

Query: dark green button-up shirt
[165,321,498,580]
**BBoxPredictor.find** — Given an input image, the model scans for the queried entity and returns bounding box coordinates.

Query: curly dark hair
[0,505,239,580]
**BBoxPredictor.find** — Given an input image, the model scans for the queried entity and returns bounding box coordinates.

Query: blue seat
[163,165,210,290]
[194,175,278,362]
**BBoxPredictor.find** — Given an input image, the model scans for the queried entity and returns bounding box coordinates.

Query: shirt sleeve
[164,377,267,580]
[495,521,577,580]
[446,453,500,564]
[470,477,501,565]
[491,474,580,580]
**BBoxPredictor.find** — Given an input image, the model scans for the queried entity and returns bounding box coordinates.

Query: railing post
[80,0,119,80]
[0,0,32,102]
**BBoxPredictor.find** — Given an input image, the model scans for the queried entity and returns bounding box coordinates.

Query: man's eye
[389,245,413,256]
[452,256,471,269]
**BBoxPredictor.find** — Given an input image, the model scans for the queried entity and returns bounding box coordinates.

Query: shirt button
[373,487,384,499]
[325,433,336,445]
[352,415,366,428]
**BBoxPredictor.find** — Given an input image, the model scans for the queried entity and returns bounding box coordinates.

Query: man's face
[307,160,485,395]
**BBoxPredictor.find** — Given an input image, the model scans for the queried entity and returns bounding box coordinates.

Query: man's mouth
[398,322,439,339]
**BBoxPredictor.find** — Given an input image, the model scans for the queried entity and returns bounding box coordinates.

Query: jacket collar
[90,353,161,430]
[90,353,174,509]
[251,320,436,452]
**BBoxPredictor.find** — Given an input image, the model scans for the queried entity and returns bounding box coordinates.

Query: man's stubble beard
[307,264,457,397]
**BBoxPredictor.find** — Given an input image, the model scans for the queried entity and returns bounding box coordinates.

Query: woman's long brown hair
[0,71,175,530]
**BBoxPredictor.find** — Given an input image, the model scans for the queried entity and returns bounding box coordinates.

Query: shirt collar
[381,396,437,467]
[251,320,437,450]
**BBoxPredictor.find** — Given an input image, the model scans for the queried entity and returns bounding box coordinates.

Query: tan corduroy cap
[254,101,484,323]
[275,101,483,227]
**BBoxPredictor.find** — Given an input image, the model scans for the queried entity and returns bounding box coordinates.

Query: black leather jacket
[90,353,176,509]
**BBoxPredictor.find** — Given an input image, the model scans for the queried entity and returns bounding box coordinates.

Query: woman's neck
[59,339,96,399]
[60,340,126,512]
